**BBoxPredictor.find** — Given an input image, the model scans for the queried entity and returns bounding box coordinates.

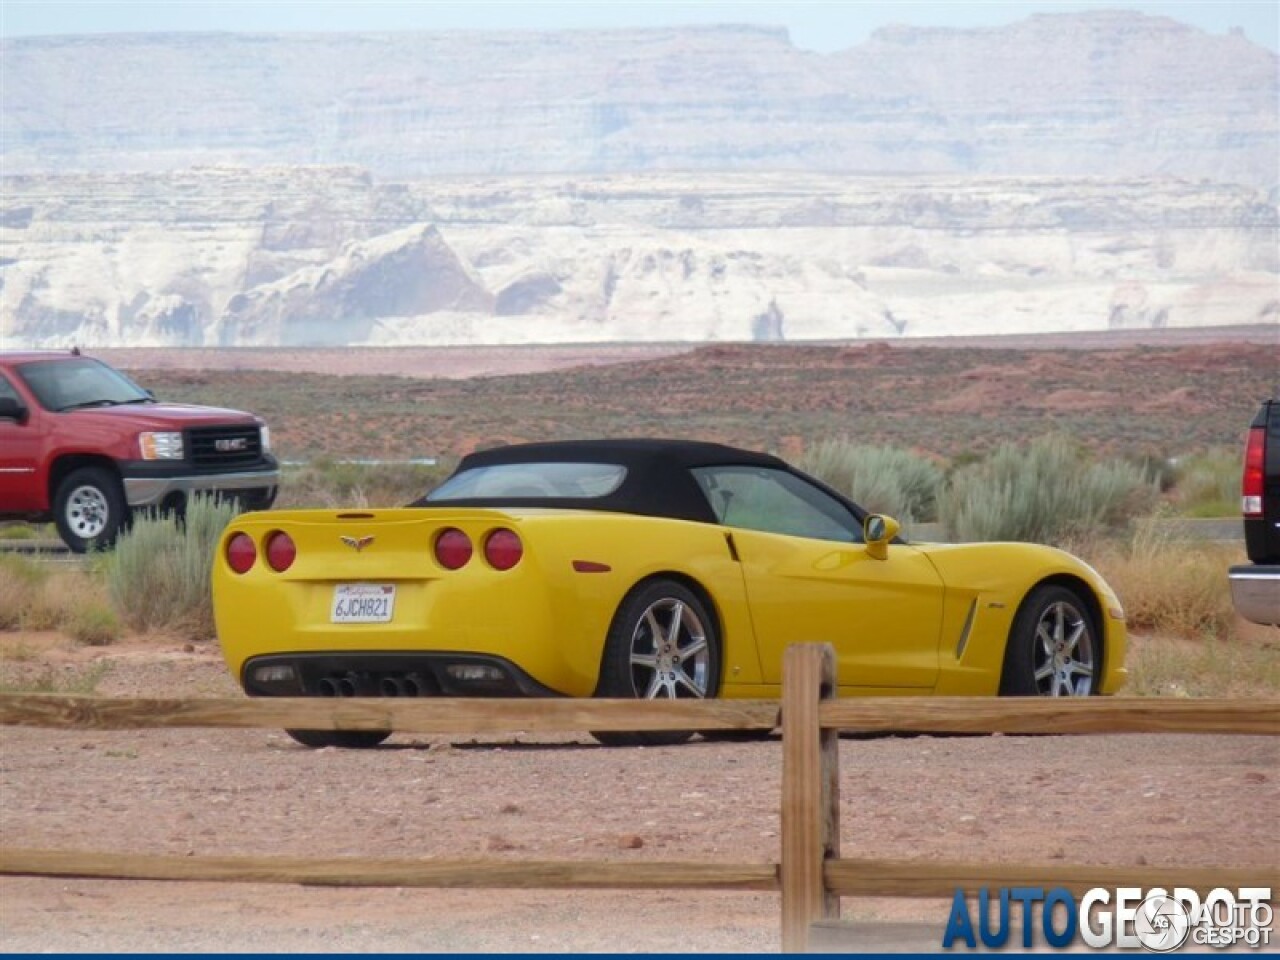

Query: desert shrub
[1171,447,1238,517]
[66,604,123,647]
[940,434,1157,544]
[104,495,239,638]
[279,458,455,508]
[797,439,944,523]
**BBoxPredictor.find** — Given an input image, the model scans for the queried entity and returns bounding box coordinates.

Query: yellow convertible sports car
[213,438,1128,748]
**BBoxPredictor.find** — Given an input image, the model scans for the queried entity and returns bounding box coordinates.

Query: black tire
[591,579,721,747]
[53,466,128,553]
[1000,584,1100,697]
[285,729,391,749]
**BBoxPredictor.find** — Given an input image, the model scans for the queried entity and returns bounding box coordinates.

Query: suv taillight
[1243,425,1265,516]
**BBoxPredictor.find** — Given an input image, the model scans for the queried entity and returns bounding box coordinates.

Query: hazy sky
[2,1,1277,53]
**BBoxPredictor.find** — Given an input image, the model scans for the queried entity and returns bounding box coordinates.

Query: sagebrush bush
[1171,447,1239,517]
[797,439,944,523]
[104,495,240,638]
[940,434,1157,544]
[66,604,123,647]
[278,458,455,508]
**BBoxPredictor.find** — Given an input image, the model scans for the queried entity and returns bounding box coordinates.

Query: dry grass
[1082,516,1280,697]
[0,555,122,645]
[1123,627,1280,697]
[1089,514,1240,641]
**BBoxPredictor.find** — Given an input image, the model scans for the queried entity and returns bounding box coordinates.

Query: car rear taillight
[1243,425,1265,516]
[484,528,523,571]
[435,527,473,570]
[226,533,257,574]
[265,531,297,572]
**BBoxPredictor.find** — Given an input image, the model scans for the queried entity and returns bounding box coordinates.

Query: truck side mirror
[0,396,28,424]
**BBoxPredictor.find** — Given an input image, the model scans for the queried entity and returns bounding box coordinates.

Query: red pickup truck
[0,351,279,552]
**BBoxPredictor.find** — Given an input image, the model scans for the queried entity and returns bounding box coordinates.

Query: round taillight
[265,531,296,572]
[484,528,523,571]
[435,527,472,570]
[226,533,257,574]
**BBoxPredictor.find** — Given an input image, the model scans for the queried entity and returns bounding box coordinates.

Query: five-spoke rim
[628,597,711,699]
[1032,600,1095,696]
[66,485,109,539]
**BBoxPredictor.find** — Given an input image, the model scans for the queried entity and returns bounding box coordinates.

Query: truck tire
[54,466,127,553]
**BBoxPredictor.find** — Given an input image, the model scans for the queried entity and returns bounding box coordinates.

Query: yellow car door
[691,464,944,691]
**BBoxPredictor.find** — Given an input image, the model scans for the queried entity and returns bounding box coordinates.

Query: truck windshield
[16,358,152,412]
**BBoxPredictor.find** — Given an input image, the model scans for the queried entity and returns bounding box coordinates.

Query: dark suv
[1229,398,1280,626]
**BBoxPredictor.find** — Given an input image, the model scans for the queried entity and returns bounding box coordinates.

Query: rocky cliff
[2,169,1275,347]
[1,13,1276,348]
[2,14,1275,186]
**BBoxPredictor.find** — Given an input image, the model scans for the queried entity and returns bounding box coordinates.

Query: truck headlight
[260,425,271,452]
[139,431,184,460]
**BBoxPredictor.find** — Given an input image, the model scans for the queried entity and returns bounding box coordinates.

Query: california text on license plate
[331,584,396,623]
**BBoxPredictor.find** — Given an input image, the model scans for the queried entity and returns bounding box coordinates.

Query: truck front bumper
[1228,565,1280,626]
[122,466,279,510]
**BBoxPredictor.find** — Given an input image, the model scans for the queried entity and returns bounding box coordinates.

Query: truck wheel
[54,466,127,553]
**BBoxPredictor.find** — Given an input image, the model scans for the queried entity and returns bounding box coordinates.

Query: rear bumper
[241,651,563,699]
[1228,565,1280,626]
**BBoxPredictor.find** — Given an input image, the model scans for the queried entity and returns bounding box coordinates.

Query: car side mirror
[864,514,900,561]
[0,396,28,424]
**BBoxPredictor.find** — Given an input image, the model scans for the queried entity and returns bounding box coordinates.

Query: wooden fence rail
[2,645,1276,953]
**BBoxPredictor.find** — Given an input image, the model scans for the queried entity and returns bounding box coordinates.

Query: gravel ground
[1,639,1277,952]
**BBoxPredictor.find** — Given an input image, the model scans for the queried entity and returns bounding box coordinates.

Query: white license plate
[330,584,396,623]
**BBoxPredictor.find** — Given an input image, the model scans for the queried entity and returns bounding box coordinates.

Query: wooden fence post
[780,643,839,953]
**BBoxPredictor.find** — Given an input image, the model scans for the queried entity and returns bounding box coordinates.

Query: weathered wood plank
[820,698,1280,736]
[781,643,839,953]
[825,859,1280,899]
[0,694,780,734]
[4,694,1272,738]
[0,848,779,891]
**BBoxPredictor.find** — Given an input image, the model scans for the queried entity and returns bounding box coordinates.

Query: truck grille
[188,425,263,467]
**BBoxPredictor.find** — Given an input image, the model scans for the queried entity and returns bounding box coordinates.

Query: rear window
[426,462,627,501]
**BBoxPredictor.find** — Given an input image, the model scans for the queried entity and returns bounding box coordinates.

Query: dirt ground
[1,636,1277,953]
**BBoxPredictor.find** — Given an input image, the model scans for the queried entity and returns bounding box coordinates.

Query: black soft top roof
[460,438,786,471]
[420,438,794,523]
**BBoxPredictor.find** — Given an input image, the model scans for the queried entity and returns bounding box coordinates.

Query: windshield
[16,358,151,412]
[427,462,627,501]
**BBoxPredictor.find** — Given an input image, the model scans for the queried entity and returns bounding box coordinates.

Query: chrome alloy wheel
[1032,600,1095,696]
[628,597,711,698]
[65,484,110,540]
